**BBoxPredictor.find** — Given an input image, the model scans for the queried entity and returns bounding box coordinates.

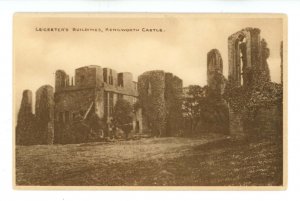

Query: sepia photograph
[13,13,287,189]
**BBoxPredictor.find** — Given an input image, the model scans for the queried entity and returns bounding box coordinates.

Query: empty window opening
[118,74,124,87]
[103,69,107,83]
[109,69,113,85]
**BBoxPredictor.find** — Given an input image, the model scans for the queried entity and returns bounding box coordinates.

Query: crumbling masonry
[137,70,183,137]
[54,65,141,144]
[16,90,35,145]
[207,49,226,96]
[35,85,54,144]
[16,65,141,145]
[228,27,270,87]
[227,27,283,138]
[16,85,54,145]
[205,49,229,134]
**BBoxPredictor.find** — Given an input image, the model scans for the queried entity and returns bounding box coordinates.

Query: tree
[182,85,208,135]
[112,99,134,139]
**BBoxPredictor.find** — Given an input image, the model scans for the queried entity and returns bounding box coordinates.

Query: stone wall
[165,73,183,136]
[55,70,69,92]
[138,70,166,136]
[75,66,102,87]
[137,70,183,137]
[35,85,54,144]
[228,27,270,87]
[207,49,223,89]
[227,27,281,139]
[252,105,282,138]
[207,49,226,97]
[53,65,140,143]
[16,90,36,145]
[54,88,98,143]
[229,104,282,139]
[228,107,245,138]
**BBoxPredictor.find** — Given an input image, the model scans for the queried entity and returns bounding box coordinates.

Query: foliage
[138,72,167,136]
[112,99,134,136]
[224,75,283,136]
[224,81,283,113]
[183,84,230,135]
[182,85,208,134]
[207,72,227,99]
[133,100,141,112]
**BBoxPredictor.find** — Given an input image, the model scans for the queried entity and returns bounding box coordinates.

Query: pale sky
[14,14,283,115]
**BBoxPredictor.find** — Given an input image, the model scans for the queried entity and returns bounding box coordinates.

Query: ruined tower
[137,70,183,137]
[16,90,35,145]
[35,85,54,144]
[207,49,226,96]
[207,49,223,85]
[228,27,270,87]
[55,70,69,92]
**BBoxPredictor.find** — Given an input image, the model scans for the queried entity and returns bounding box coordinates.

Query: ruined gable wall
[228,27,271,88]
[227,28,278,138]
[228,28,260,87]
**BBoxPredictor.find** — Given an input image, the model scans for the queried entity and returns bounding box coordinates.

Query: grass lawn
[15,135,283,186]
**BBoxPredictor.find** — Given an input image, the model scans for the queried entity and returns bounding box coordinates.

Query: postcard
[13,13,287,190]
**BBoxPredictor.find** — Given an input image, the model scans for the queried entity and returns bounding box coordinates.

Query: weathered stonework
[252,105,282,137]
[229,104,282,139]
[228,27,270,88]
[54,65,140,144]
[16,90,36,145]
[207,49,223,87]
[137,70,183,137]
[226,27,282,138]
[35,85,54,144]
[55,70,69,92]
[207,49,226,97]
[228,107,245,138]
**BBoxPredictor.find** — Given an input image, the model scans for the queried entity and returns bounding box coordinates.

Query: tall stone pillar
[35,85,55,144]
[16,90,35,145]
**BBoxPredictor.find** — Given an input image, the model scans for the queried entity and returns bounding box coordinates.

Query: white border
[1,0,300,201]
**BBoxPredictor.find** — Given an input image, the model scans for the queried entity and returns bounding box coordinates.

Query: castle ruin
[137,70,183,137]
[16,90,35,145]
[54,65,141,143]
[207,49,226,97]
[16,86,55,145]
[35,85,54,144]
[228,27,270,88]
[16,27,283,144]
[227,28,282,138]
